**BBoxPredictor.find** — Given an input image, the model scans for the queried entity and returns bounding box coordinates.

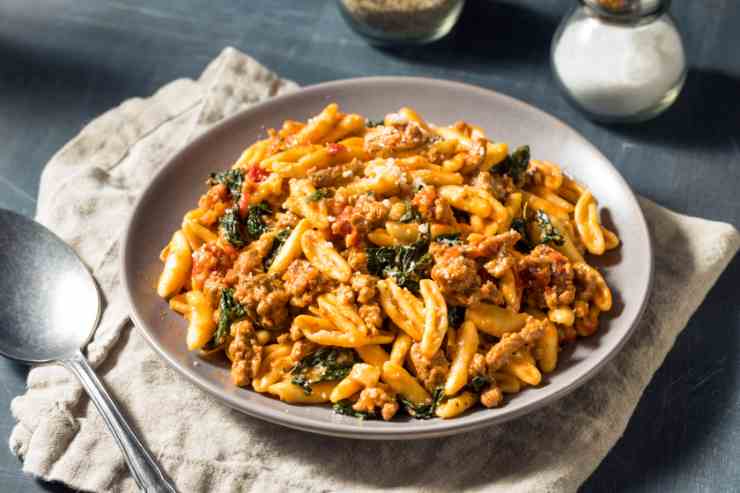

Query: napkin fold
[9,48,739,493]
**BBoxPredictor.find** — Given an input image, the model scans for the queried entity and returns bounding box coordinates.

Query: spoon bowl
[0,209,99,362]
[0,208,177,492]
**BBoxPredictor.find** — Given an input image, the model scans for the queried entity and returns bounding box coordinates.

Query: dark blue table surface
[1,1,739,491]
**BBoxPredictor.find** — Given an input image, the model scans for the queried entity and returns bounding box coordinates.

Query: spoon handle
[63,350,178,493]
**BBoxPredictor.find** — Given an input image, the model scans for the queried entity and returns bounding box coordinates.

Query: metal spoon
[0,209,177,493]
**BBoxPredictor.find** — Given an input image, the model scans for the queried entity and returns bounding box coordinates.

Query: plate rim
[120,76,654,440]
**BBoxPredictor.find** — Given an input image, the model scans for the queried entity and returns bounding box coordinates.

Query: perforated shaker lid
[581,0,669,21]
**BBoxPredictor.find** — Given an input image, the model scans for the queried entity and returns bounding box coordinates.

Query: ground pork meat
[354,194,390,226]
[192,242,238,292]
[224,234,275,283]
[345,247,368,273]
[353,384,399,421]
[411,185,437,220]
[197,184,231,225]
[480,384,503,408]
[572,262,600,302]
[332,284,355,306]
[518,244,575,310]
[485,317,546,370]
[309,159,365,189]
[233,273,291,330]
[408,343,450,392]
[465,230,521,260]
[430,245,481,306]
[331,195,389,247]
[468,352,488,379]
[364,120,431,156]
[358,303,384,332]
[274,211,300,230]
[229,319,263,387]
[351,273,378,304]
[289,340,318,363]
[470,171,495,197]
[281,259,333,308]
[575,304,600,337]
[433,197,456,224]
[465,136,487,168]
[479,281,505,305]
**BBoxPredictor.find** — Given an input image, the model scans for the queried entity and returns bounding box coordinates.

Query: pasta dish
[156,104,618,420]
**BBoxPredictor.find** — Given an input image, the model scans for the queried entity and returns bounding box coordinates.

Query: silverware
[0,209,177,493]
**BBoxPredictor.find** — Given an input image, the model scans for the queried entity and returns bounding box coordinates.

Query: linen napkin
[9,47,740,493]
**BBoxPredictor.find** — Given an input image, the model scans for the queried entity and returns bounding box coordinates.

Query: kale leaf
[207,169,245,202]
[447,305,466,329]
[434,233,461,246]
[510,217,533,253]
[219,207,247,247]
[332,400,376,420]
[212,288,246,346]
[401,387,445,420]
[219,202,272,248]
[290,347,357,395]
[307,188,331,202]
[245,202,271,239]
[494,145,530,186]
[468,375,490,393]
[534,210,564,246]
[366,235,432,293]
[263,228,291,270]
[399,201,423,223]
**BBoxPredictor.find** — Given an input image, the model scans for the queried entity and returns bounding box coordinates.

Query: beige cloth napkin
[9,48,740,493]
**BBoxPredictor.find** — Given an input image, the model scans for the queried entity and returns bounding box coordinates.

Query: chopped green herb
[263,228,291,270]
[366,119,384,127]
[399,201,423,223]
[307,189,331,202]
[494,145,530,186]
[510,217,532,253]
[332,400,376,420]
[469,375,490,393]
[434,233,461,246]
[219,207,247,247]
[366,234,432,293]
[447,305,466,329]
[212,288,246,346]
[535,210,564,246]
[219,202,272,248]
[207,169,245,202]
[245,202,271,239]
[290,347,357,395]
[401,387,445,419]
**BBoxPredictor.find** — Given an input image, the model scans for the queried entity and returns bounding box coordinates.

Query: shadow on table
[582,254,740,491]
[601,68,740,150]
[0,35,130,113]
[376,0,558,68]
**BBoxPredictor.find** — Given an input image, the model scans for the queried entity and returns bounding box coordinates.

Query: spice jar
[551,0,686,122]
[338,0,465,46]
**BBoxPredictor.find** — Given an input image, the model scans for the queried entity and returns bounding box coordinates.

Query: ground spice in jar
[340,0,463,40]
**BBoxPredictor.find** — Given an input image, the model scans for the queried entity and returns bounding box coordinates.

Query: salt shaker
[551,0,686,122]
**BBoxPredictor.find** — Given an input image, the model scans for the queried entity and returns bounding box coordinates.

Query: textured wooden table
[1,1,738,491]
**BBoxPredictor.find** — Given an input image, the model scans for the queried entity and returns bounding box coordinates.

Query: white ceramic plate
[121,77,653,439]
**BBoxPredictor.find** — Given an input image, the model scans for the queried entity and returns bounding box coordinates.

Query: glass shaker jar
[337,0,466,46]
[551,0,686,122]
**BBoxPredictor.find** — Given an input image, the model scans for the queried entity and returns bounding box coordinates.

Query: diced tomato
[246,164,268,183]
[238,192,250,217]
[326,143,347,156]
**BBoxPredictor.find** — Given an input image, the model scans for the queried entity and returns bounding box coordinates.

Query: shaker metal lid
[581,0,669,20]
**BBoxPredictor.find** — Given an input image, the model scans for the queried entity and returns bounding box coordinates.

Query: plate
[121,77,653,439]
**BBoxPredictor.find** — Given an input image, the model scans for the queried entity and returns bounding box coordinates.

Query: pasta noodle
[157,104,618,421]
